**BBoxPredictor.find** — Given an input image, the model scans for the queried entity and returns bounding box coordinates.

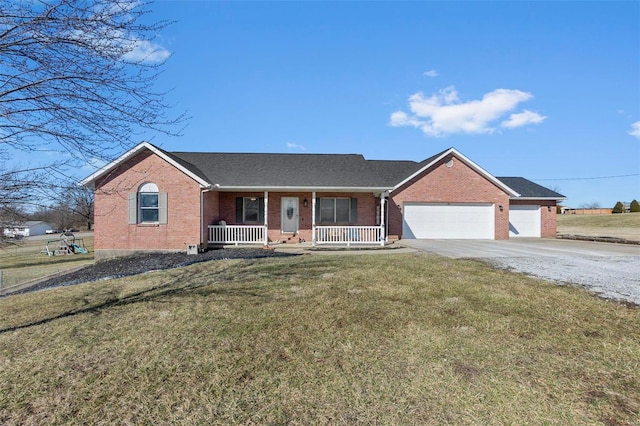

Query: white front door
[281,197,299,233]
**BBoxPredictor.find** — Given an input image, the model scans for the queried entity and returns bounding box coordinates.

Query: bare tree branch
[0,0,185,221]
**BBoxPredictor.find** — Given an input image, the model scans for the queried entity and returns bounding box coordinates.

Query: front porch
[204,190,388,247]
[207,224,385,246]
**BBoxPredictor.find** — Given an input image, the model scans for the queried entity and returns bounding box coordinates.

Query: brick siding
[94,150,202,255]
[388,155,511,239]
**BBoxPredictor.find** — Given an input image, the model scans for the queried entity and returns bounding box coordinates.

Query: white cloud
[389,86,544,136]
[423,69,438,78]
[122,38,171,64]
[501,110,547,128]
[629,121,640,139]
[287,142,306,151]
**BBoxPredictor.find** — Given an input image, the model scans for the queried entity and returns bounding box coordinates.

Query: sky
[19,1,640,208]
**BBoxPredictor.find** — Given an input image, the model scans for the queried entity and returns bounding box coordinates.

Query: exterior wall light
[499,205,504,212]
[303,198,308,207]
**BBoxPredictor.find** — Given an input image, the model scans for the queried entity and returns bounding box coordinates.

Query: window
[243,197,259,223]
[235,197,264,224]
[318,197,357,224]
[128,183,167,224]
[139,183,159,222]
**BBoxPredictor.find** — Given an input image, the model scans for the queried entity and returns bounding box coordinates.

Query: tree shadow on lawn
[0,255,344,334]
[0,260,296,334]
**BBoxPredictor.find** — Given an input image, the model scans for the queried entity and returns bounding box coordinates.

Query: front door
[281,197,299,233]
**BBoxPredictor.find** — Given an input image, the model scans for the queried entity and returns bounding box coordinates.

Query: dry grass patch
[558,213,640,240]
[0,237,94,289]
[1,253,639,425]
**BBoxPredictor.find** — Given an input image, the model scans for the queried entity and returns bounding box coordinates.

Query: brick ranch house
[81,142,565,259]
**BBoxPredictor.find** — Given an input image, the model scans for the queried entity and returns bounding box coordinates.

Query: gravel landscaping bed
[8,248,297,296]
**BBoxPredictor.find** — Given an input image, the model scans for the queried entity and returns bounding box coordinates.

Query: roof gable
[392,148,521,197]
[80,142,212,189]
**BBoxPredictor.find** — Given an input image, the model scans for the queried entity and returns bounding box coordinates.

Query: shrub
[630,199,640,213]
[612,201,624,214]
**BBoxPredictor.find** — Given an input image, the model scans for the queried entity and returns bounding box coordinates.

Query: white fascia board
[79,141,150,187]
[392,148,521,197]
[79,141,211,189]
[510,196,566,201]
[217,186,392,193]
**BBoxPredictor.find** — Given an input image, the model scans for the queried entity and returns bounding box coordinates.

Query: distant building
[3,221,53,238]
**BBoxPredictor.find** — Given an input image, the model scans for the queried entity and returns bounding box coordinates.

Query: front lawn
[1,253,638,424]
[558,212,640,240]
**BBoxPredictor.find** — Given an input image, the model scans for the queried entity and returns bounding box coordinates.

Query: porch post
[380,192,387,246]
[311,191,316,246]
[264,191,269,245]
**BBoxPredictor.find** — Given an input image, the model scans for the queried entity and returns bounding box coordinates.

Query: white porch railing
[208,225,266,245]
[315,226,384,246]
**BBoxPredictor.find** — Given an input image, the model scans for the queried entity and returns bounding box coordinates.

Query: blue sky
[30,1,640,207]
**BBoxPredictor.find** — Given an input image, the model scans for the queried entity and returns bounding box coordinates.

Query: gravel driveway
[490,256,640,306]
[401,239,640,306]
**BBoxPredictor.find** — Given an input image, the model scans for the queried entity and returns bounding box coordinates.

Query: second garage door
[508,205,541,237]
[403,203,495,239]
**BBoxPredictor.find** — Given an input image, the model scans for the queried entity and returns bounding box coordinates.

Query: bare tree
[0,0,183,211]
[60,184,94,230]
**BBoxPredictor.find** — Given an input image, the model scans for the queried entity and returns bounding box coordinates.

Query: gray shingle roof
[114,143,562,198]
[169,151,419,188]
[497,177,565,198]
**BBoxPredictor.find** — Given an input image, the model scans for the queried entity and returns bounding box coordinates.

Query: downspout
[201,184,216,250]
[200,189,205,250]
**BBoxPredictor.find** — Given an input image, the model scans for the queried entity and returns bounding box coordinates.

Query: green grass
[557,212,640,240]
[1,253,638,425]
[0,237,94,289]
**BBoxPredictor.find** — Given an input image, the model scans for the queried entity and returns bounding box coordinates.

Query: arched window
[128,183,167,224]
[138,183,159,222]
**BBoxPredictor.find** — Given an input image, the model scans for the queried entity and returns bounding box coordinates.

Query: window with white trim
[139,183,159,222]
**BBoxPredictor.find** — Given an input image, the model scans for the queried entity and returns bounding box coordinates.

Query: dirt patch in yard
[5,248,297,296]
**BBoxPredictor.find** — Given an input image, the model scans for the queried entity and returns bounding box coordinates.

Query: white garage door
[509,205,541,237]
[403,203,495,239]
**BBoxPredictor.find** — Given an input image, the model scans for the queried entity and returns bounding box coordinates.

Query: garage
[508,205,541,237]
[402,203,495,239]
